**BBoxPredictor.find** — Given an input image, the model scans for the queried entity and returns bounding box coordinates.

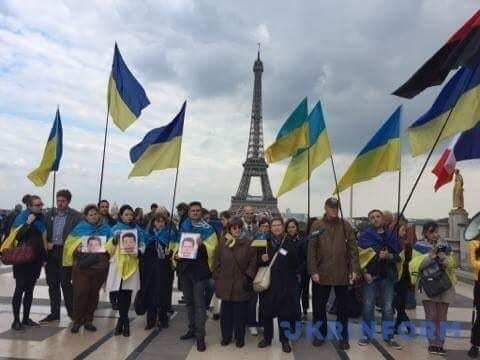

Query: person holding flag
[62,204,111,334]
[142,212,177,331]
[174,201,218,352]
[105,205,147,337]
[0,195,47,331]
[357,209,402,349]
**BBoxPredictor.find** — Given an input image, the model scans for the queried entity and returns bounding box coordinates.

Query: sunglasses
[33,203,44,207]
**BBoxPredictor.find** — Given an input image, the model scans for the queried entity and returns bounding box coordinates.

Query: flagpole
[52,171,57,210]
[98,103,110,203]
[168,103,186,239]
[307,146,311,233]
[396,124,402,241]
[349,185,353,219]
[399,67,476,217]
[329,154,346,224]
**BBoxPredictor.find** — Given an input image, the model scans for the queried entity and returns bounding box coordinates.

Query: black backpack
[418,259,452,298]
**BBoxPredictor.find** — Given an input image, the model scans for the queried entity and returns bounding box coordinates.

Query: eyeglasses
[230,225,242,230]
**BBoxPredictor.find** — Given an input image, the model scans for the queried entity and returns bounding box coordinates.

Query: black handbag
[418,259,452,298]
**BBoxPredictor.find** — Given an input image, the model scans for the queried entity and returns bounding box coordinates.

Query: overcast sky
[0,0,479,219]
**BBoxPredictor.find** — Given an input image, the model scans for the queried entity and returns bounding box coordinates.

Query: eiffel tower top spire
[246,44,264,159]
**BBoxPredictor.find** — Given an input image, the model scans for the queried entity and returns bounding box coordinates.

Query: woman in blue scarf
[106,205,145,337]
[2,195,47,331]
[142,212,177,330]
[67,204,111,334]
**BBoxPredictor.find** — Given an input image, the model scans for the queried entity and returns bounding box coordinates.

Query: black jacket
[177,243,211,282]
[13,223,47,280]
[258,235,299,320]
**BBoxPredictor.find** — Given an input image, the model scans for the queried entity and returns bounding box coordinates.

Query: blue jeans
[362,278,395,341]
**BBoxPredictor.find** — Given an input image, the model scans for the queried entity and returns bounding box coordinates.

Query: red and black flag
[393,10,480,99]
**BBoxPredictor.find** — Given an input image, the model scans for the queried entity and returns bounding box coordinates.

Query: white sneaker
[249,327,258,336]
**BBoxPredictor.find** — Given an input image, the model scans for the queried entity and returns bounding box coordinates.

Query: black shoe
[469,346,479,358]
[159,319,169,329]
[114,319,123,336]
[282,342,292,353]
[84,323,97,332]
[313,338,324,347]
[437,347,446,356]
[197,338,206,352]
[22,318,40,327]
[180,331,196,340]
[70,323,81,333]
[258,339,271,348]
[338,340,350,350]
[40,314,60,323]
[145,322,155,330]
[221,338,231,346]
[11,321,23,331]
[123,321,130,337]
[236,339,245,348]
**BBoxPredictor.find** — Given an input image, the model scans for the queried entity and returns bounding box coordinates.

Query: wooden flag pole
[98,103,110,203]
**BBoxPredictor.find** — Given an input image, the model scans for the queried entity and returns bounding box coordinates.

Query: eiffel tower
[230,50,279,216]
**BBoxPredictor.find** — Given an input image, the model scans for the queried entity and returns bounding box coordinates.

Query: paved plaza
[0,264,475,360]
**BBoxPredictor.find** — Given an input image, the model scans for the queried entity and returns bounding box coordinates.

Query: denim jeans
[182,276,208,339]
[362,278,395,341]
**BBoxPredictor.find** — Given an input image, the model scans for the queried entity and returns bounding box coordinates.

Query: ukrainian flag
[407,63,480,156]
[129,101,185,177]
[335,106,401,194]
[265,98,309,163]
[277,101,332,197]
[27,109,63,186]
[108,43,150,131]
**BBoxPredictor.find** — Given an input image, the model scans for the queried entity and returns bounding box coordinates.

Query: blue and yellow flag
[335,106,401,194]
[108,43,150,131]
[27,109,63,186]
[172,218,218,270]
[0,210,47,252]
[129,101,185,177]
[265,98,309,164]
[62,220,112,267]
[277,101,331,197]
[407,63,480,156]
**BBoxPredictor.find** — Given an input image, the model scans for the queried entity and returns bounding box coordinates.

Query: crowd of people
[0,189,476,357]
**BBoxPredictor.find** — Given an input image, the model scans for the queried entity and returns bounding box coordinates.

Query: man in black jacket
[176,201,217,352]
[41,189,82,322]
